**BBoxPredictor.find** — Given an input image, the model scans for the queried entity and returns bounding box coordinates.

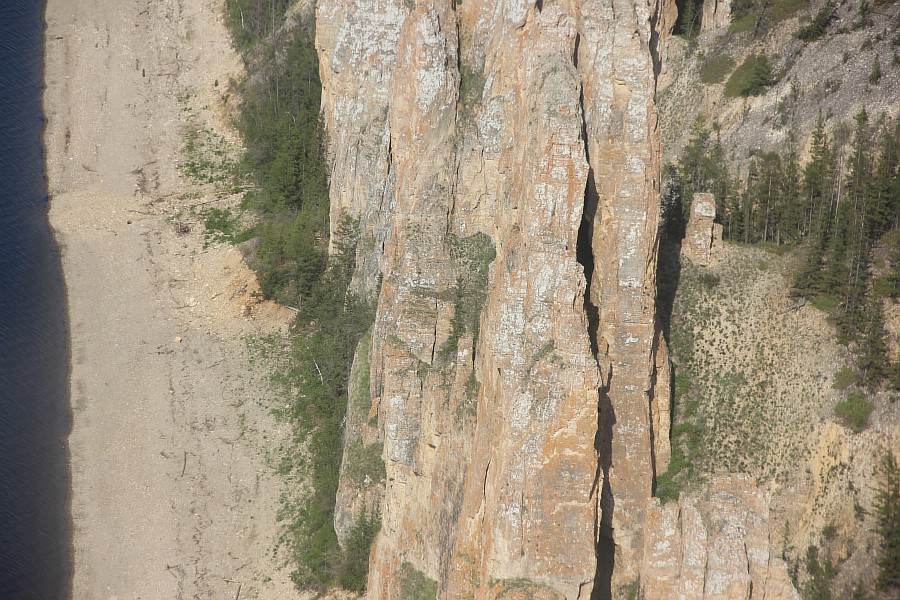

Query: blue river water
[0,1,73,598]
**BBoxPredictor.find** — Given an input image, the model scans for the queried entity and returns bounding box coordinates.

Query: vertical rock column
[446,4,600,598]
[316,0,405,299]
[363,3,464,597]
[575,0,669,592]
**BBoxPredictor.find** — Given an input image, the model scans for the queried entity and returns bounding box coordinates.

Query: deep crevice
[576,166,614,600]
[592,378,616,600]
[576,169,599,357]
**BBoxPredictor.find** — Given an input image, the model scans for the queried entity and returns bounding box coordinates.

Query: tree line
[665,112,900,390]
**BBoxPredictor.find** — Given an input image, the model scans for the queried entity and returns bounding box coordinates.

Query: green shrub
[804,544,837,600]
[459,62,486,111]
[399,563,437,600]
[797,2,834,41]
[336,510,380,592]
[729,13,757,34]
[835,392,875,431]
[200,207,243,247]
[439,233,496,359]
[700,54,736,84]
[724,54,775,97]
[769,0,808,22]
[623,579,641,600]
[833,367,859,390]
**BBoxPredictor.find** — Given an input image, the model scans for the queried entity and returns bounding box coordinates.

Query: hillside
[659,0,900,166]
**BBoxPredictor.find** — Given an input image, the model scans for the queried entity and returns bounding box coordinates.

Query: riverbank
[43,0,296,597]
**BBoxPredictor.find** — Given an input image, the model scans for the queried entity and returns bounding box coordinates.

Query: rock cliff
[315,0,797,597]
[641,476,799,600]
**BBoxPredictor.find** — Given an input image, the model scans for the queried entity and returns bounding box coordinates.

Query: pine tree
[679,0,701,38]
[870,54,882,84]
[794,229,829,297]
[803,115,835,240]
[680,117,712,206]
[857,295,888,387]
[875,450,900,593]
[779,150,803,244]
[870,121,900,235]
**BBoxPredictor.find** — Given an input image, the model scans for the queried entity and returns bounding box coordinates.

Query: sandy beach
[43,0,297,597]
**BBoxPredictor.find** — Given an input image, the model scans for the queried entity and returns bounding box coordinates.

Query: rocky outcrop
[640,476,799,600]
[684,192,722,266]
[318,0,675,597]
[700,0,731,32]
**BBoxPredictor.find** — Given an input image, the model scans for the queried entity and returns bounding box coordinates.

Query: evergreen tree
[680,116,713,219]
[678,0,701,38]
[885,240,900,299]
[857,295,888,387]
[875,450,900,593]
[870,54,882,84]
[802,115,835,241]
[793,229,829,297]
[869,121,900,236]
[779,150,803,244]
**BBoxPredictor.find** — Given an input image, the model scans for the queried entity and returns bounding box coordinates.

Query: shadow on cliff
[655,190,684,354]
[577,169,617,600]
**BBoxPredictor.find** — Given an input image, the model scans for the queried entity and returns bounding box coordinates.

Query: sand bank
[43,0,296,597]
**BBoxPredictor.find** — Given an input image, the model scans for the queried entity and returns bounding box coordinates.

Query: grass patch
[655,366,704,502]
[199,207,244,247]
[700,54,736,84]
[724,54,775,97]
[344,442,386,487]
[729,12,757,34]
[835,391,875,431]
[493,578,557,599]
[833,367,859,391]
[180,125,238,188]
[399,563,437,600]
[810,294,841,311]
[769,0,807,22]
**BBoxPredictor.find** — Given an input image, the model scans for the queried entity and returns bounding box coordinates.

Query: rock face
[312,0,745,597]
[684,192,722,266]
[700,0,731,32]
[640,476,799,600]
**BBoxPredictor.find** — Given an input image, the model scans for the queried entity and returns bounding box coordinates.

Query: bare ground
[44,0,298,598]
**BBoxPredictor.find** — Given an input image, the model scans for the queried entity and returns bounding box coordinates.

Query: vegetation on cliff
[224,2,378,594]
[875,450,900,594]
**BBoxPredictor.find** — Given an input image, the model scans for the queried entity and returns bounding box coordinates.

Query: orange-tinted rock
[318,0,677,597]
[640,476,800,600]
